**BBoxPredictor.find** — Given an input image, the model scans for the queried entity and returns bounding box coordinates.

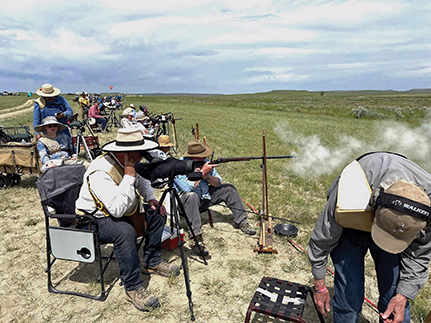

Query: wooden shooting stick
[255,130,277,254]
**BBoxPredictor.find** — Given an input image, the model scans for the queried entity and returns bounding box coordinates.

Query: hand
[148,199,166,216]
[35,134,41,141]
[313,278,331,316]
[201,161,218,178]
[124,152,136,177]
[380,294,407,323]
[55,112,64,119]
[47,161,57,168]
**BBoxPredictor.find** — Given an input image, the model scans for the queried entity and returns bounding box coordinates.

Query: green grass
[1,90,431,322]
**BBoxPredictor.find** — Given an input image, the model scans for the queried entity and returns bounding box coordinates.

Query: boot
[190,234,209,256]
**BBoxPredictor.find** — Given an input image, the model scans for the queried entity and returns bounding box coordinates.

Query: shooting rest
[255,130,277,254]
[245,277,325,323]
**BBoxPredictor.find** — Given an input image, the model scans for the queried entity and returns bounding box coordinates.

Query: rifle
[210,155,296,164]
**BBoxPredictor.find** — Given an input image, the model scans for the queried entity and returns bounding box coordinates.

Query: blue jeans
[96,117,107,130]
[96,208,165,291]
[330,229,410,323]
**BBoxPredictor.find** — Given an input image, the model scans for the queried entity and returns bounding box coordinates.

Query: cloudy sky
[1,0,430,94]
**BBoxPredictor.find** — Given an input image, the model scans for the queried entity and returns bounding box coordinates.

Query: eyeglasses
[46,124,58,128]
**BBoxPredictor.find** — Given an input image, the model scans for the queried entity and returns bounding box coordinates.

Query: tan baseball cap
[371,180,429,254]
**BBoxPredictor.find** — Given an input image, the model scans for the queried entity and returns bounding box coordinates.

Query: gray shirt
[308,152,431,300]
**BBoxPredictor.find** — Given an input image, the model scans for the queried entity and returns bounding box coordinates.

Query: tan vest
[86,154,140,217]
[39,137,61,154]
[334,160,374,232]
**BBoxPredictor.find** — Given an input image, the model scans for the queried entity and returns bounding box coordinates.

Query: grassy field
[1,90,430,322]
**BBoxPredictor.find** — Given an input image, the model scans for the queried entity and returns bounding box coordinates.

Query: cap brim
[371,221,410,254]
[102,139,159,152]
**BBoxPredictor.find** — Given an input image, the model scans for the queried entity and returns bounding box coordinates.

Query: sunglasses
[46,124,58,128]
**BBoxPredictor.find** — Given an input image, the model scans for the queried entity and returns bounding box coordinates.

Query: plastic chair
[245,276,325,323]
[36,164,115,301]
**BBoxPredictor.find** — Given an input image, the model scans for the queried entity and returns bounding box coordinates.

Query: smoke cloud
[276,116,431,178]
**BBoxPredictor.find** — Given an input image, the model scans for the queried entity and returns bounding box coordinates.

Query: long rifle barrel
[210,155,296,164]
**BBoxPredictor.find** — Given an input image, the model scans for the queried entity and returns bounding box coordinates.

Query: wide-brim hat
[122,107,134,116]
[158,135,175,147]
[102,128,158,152]
[36,83,61,97]
[371,180,429,254]
[34,116,67,132]
[183,140,212,158]
[129,103,135,108]
[136,114,148,121]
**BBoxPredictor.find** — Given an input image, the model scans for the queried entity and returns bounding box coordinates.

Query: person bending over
[308,152,431,323]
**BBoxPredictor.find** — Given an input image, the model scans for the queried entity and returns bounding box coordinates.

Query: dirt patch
[0,100,34,121]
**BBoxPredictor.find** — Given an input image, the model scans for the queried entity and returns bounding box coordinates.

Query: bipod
[153,179,208,322]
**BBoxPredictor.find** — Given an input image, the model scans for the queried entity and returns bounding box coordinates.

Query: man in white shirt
[75,128,180,312]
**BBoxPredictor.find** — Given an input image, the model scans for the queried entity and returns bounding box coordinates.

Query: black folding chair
[36,164,116,301]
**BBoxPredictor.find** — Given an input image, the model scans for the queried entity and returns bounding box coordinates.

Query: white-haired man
[76,128,180,312]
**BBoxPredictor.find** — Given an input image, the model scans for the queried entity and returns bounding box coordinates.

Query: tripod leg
[172,189,208,265]
[80,134,94,161]
[170,193,196,321]
[153,187,196,321]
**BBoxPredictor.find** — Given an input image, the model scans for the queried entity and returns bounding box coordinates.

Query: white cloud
[0,0,429,93]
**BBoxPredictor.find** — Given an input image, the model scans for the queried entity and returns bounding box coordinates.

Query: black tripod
[106,107,121,128]
[153,178,208,321]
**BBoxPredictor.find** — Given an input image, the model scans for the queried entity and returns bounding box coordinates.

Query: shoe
[190,234,209,257]
[239,221,256,236]
[125,286,159,311]
[143,261,180,277]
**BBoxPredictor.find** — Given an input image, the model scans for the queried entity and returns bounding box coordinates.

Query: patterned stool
[245,277,325,323]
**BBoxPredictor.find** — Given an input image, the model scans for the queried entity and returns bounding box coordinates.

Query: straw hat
[136,114,148,121]
[183,140,212,158]
[371,180,429,254]
[102,128,158,152]
[122,107,135,116]
[158,135,175,147]
[34,116,67,132]
[36,83,61,97]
